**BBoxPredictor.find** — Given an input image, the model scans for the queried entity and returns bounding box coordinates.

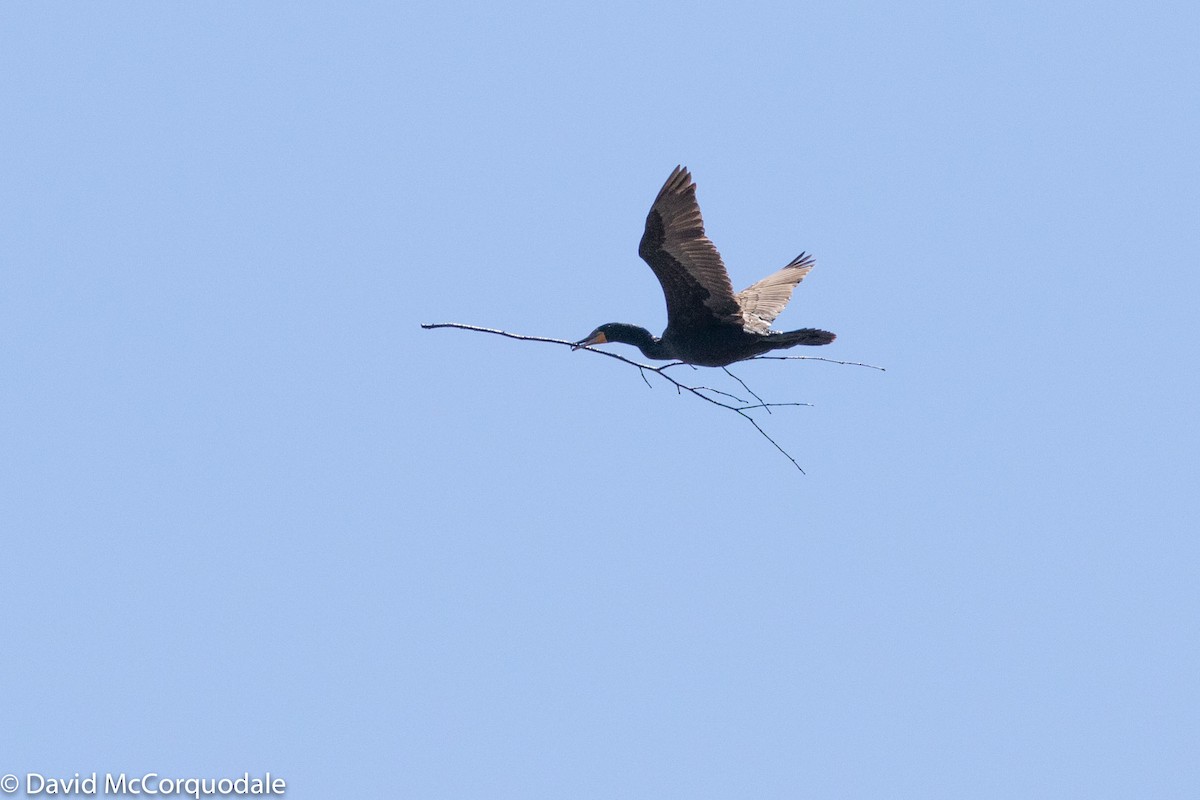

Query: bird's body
[576,166,835,367]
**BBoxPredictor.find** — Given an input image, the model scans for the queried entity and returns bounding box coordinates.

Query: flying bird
[574,166,835,368]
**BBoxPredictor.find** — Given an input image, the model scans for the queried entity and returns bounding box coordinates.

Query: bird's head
[571,323,617,350]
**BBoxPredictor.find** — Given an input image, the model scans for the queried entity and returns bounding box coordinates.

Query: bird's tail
[774,328,836,347]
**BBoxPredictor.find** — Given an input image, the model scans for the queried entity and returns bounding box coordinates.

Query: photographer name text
[0,773,284,799]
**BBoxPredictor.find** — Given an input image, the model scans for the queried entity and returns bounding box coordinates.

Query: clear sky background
[3,2,1198,798]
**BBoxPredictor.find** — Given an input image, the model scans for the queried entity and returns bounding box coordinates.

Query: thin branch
[724,366,771,414]
[738,401,812,411]
[658,361,696,373]
[751,354,886,371]
[692,385,747,403]
[420,323,580,348]
[421,321,879,473]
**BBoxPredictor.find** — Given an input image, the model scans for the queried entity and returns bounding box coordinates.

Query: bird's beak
[571,331,607,351]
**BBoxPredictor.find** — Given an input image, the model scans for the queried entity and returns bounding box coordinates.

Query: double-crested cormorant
[574,166,835,368]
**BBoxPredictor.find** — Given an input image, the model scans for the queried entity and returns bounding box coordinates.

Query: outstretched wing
[736,252,816,333]
[638,166,742,333]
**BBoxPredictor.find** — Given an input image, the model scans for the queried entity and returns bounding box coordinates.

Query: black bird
[574,166,835,368]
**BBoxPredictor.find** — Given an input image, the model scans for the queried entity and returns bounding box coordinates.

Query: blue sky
[3,2,1198,798]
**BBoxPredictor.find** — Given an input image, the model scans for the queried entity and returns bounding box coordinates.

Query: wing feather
[737,252,815,333]
[638,166,742,332]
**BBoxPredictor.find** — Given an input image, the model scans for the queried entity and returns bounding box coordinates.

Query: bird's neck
[606,323,673,360]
